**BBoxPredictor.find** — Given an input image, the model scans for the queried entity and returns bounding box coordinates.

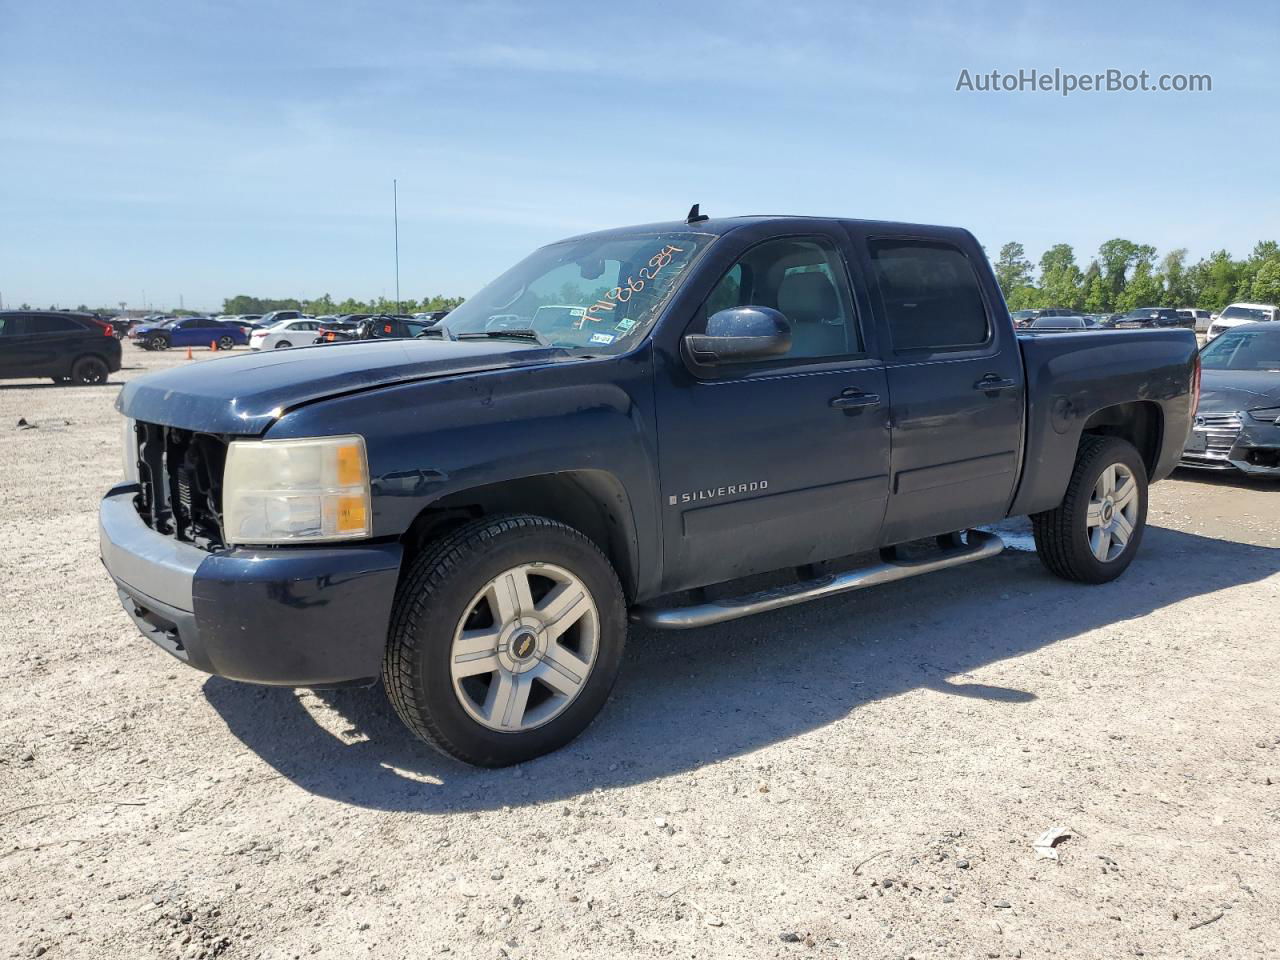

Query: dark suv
[1113,307,1189,329]
[0,311,123,384]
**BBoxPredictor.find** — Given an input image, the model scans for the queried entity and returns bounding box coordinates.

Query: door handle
[974,375,1017,393]
[830,390,881,411]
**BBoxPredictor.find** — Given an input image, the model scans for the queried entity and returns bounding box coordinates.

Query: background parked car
[1111,307,1189,329]
[128,316,247,351]
[256,309,311,327]
[1181,322,1280,475]
[360,315,439,339]
[313,315,437,344]
[1029,315,1103,330]
[1206,302,1279,340]
[412,309,452,324]
[313,318,362,344]
[1009,307,1077,328]
[0,310,122,384]
[1177,307,1213,332]
[250,317,323,350]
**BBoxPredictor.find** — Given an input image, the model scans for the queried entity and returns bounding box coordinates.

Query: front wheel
[1032,435,1148,583]
[147,335,169,351]
[383,515,626,766]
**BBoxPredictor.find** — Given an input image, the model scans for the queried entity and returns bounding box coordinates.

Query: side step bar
[631,529,1005,630]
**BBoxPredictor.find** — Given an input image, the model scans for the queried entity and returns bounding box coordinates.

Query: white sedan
[249,318,322,350]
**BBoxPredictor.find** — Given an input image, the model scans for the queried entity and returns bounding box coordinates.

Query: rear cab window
[866,239,991,352]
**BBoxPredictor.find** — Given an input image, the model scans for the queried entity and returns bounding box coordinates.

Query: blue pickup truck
[100,213,1199,766]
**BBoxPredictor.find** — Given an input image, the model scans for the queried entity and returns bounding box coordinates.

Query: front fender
[264,351,662,597]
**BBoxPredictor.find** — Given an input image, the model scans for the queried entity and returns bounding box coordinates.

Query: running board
[631,529,1005,630]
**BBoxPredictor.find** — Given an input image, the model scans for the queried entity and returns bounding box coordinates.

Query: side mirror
[684,306,791,365]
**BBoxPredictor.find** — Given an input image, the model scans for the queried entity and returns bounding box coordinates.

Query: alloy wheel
[450,563,599,732]
[1086,462,1139,562]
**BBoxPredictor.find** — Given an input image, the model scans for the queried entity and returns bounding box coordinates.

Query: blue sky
[1,0,1276,310]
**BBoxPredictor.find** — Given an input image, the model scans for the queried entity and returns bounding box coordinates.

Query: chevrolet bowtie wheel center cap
[509,628,539,662]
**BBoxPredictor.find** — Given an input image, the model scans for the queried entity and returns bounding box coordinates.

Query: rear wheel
[70,356,109,385]
[274,340,292,349]
[1033,435,1147,583]
[383,515,626,767]
[217,335,235,351]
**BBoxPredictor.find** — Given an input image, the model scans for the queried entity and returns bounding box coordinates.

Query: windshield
[1200,330,1280,371]
[1220,306,1270,321]
[443,231,714,352]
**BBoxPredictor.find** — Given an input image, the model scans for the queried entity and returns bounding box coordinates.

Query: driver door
[653,231,892,594]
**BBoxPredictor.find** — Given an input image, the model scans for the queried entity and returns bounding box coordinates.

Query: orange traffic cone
[210,340,217,352]
[186,346,193,360]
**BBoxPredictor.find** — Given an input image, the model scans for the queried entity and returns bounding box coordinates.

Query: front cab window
[691,236,862,360]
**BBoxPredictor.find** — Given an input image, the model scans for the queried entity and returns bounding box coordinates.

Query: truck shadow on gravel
[203,522,1278,812]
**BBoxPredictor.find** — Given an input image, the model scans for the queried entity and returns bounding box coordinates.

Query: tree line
[220,293,466,316]
[994,239,1280,314]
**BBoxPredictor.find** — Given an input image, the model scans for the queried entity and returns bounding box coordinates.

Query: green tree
[1083,271,1109,312]
[307,293,336,315]
[1116,261,1163,311]
[1159,249,1191,306]
[1038,243,1083,309]
[1190,250,1246,311]
[1097,239,1141,303]
[1250,259,1280,305]
[994,242,1034,300]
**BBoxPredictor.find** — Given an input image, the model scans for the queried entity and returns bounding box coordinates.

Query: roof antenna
[686,203,709,224]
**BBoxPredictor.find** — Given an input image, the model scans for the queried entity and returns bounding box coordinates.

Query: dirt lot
[2,346,1278,960]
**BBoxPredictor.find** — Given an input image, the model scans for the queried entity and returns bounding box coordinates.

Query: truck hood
[1197,369,1280,414]
[117,338,566,434]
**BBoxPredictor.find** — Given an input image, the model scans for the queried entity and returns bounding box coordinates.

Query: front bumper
[1180,418,1280,476]
[99,484,403,686]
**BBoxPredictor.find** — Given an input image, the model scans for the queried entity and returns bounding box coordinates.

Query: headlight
[222,435,371,545]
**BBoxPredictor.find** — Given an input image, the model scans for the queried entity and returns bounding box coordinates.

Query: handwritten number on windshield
[583,244,685,325]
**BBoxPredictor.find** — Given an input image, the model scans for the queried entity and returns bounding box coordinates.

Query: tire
[274,340,292,349]
[383,514,626,767]
[70,355,109,385]
[1032,435,1148,584]
[147,335,169,351]
[217,335,235,351]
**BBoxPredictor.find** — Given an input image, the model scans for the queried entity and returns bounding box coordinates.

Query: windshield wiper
[455,329,549,346]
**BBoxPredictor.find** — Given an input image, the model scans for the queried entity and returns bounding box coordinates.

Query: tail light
[1191,353,1202,412]
[104,324,114,337]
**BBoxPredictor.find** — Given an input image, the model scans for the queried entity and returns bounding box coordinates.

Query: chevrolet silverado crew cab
[100,212,1199,766]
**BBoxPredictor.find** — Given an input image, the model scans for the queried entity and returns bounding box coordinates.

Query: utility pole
[393,179,401,315]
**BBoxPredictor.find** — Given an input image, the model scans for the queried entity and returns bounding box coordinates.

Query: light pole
[393,179,401,315]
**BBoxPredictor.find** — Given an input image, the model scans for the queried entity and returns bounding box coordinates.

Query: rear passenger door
[854,233,1024,545]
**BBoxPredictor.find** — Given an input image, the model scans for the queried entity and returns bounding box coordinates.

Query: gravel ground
[2,346,1278,960]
